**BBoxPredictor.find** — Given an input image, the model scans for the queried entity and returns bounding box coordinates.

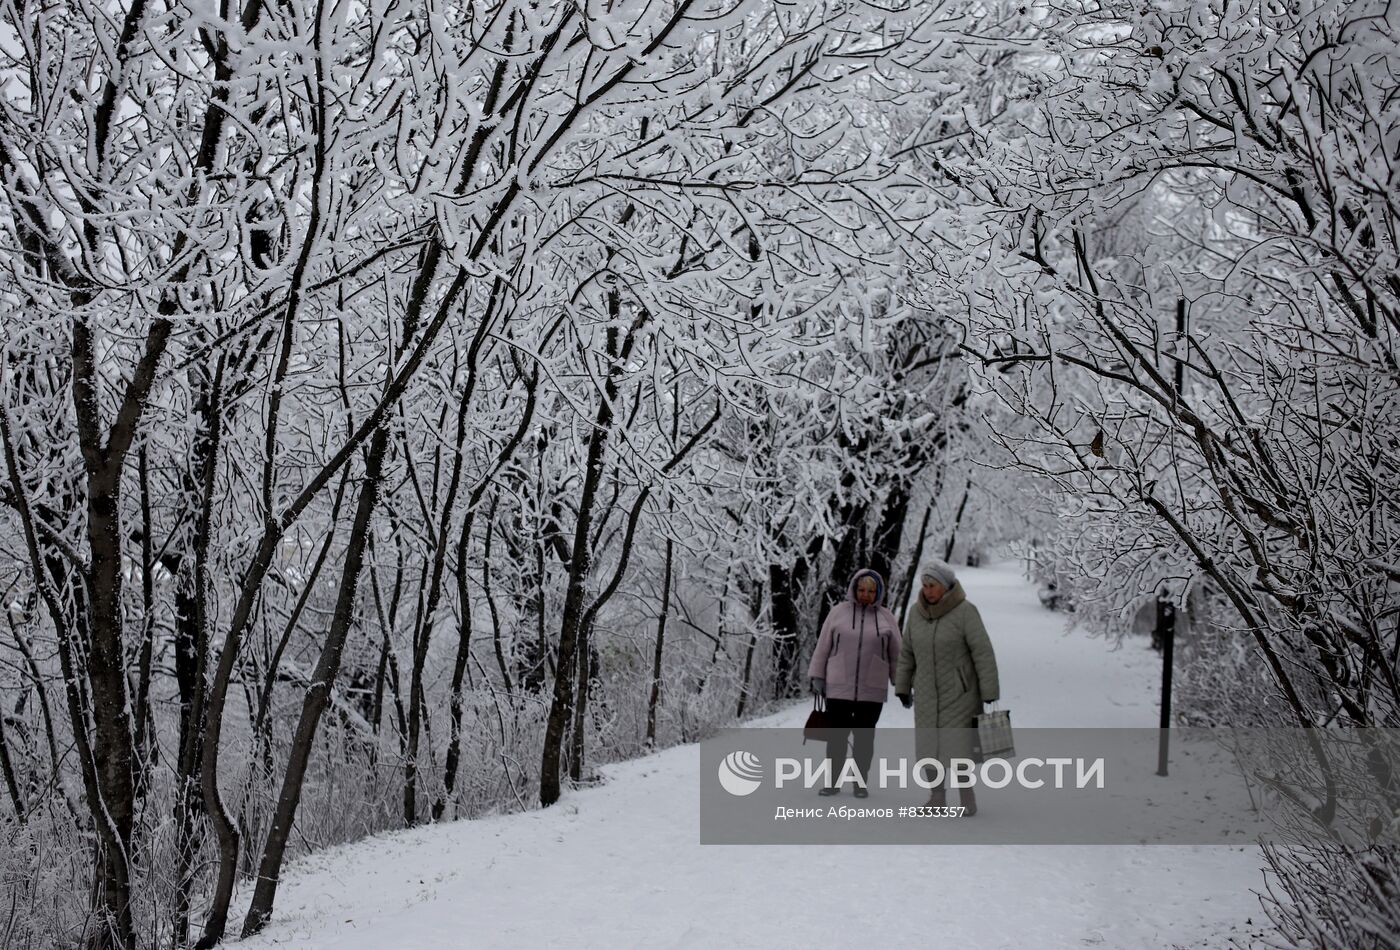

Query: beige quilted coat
[895,582,1000,764]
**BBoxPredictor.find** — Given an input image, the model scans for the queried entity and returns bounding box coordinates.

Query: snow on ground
[236,563,1269,949]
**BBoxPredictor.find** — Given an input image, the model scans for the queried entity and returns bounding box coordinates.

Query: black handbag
[803,695,833,744]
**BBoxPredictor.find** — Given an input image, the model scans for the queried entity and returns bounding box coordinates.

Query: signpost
[1155,589,1177,777]
[1157,299,1188,778]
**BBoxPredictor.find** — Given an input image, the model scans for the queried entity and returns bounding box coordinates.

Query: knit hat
[919,560,957,589]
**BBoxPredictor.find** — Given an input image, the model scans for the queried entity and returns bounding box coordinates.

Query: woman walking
[895,561,1000,816]
[807,568,902,797]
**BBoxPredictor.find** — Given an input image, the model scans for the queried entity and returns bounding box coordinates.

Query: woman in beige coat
[895,561,1000,815]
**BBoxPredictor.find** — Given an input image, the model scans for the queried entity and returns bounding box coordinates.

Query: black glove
[810,677,826,697]
[897,693,912,709]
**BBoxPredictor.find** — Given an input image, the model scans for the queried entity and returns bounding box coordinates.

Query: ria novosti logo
[717,750,764,796]
[714,750,1107,796]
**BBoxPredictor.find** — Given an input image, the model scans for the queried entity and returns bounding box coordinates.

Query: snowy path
[236,564,1266,949]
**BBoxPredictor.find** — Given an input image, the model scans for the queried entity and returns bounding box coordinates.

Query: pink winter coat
[807,568,902,703]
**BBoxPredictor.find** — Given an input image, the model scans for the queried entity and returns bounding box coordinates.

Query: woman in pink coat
[807,568,902,797]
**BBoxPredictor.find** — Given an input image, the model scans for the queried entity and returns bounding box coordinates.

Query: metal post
[1157,299,1188,778]
[1155,589,1177,776]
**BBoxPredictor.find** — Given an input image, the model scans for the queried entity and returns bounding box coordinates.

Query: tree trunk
[403,301,495,825]
[540,318,623,806]
[0,710,24,822]
[82,471,139,950]
[895,499,934,627]
[437,369,538,818]
[484,506,513,693]
[241,421,390,937]
[821,506,866,623]
[644,532,674,746]
[4,611,66,824]
[171,357,225,949]
[568,615,594,783]
[869,483,909,591]
[132,445,156,793]
[439,516,479,818]
[736,576,764,718]
[943,477,972,562]
[768,533,816,701]
[72,313,173,950]
[196,253,469,950]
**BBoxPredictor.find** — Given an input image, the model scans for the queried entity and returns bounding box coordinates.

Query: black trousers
[823,698,883,786]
